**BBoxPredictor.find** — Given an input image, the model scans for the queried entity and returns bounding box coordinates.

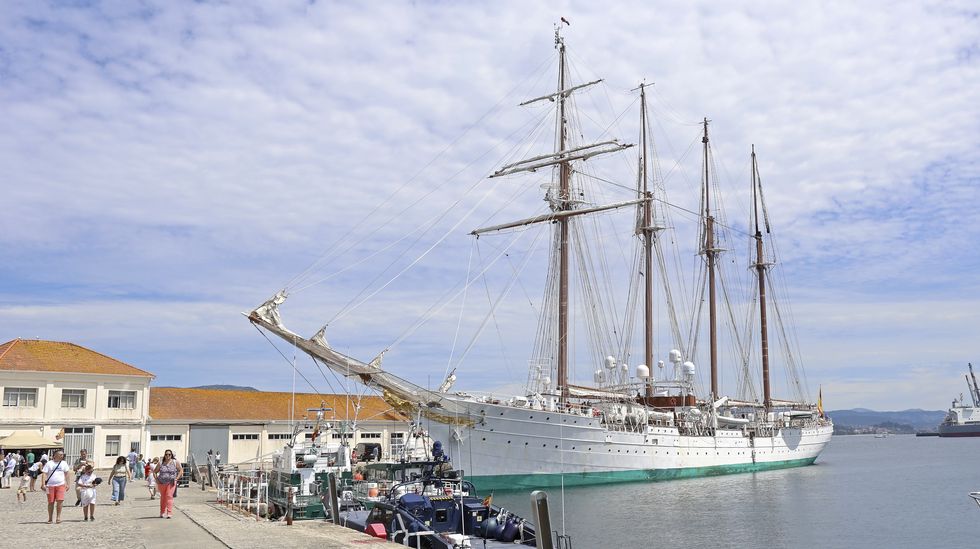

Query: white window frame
[232,434,259,440]
[2,387,37,407]
[149,434,182,441]
[268,433,292,440]
[61,389,87,408]
[107,390,136,410]
[105,435,121,456]
[390,432,406,456]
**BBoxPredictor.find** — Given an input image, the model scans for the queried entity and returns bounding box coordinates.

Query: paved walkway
[2,477,393,548]
[3,479,224,548]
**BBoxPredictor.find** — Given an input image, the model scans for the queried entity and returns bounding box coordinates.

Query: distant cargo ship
[938,363,980,437]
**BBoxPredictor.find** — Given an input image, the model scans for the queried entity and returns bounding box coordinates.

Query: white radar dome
[669,349,683,364]
[682,361,696,376]
[605,356,617,369]
[594,370,604,384]
[657,360,665,370]
[636,364,650,378]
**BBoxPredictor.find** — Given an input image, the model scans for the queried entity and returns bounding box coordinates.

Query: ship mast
[639,84,655,398]
[752,145,772,409]
[702,118,718,399]
[556,30,571,405]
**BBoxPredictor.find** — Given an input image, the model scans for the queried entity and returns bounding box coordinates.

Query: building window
[360,432,382,439]
[61,389,86,408]
[331,433,354,439]
[105,435,121,456]
[268,433,292,440]
[2,387,37,407]
[107,390,136,409]
[64,427,94,434]
[232,434,259,440]
[150,434,182,441]
[390,432,406,456]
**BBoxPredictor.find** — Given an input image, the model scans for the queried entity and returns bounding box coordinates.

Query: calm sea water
[492,435,980,548]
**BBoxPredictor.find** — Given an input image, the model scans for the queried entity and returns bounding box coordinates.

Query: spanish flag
[482,492,493,507]
[817,386,824,418]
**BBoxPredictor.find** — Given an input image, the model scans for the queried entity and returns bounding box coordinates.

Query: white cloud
[1,1,978,410]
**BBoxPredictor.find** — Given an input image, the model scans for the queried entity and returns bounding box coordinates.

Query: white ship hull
[428,398,833,490]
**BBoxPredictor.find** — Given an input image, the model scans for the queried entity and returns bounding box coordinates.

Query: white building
[148,388,411,466]
[0,338,153,468]
[1,338,411,468]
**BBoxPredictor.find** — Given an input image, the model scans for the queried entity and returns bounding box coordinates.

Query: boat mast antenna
[752,145,772,409]
[639,83,655,398]
[702,118,718,399]
[556,23,571,406]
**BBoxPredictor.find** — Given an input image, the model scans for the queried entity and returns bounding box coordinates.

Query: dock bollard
[530,490,555,549]
[327,472,340,524]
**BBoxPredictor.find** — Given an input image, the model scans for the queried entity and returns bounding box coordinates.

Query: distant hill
[827,408,946,432]
[190,384,259,392]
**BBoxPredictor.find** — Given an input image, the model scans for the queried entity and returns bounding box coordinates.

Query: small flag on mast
[817,386,824,418]
[482,492,494,507]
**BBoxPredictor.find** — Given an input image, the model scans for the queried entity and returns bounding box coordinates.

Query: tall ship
[248,26,832,490]
[938,363,980,437]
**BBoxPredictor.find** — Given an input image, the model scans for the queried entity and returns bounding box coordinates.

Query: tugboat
[338,441,538,548]
[267,405,354,519]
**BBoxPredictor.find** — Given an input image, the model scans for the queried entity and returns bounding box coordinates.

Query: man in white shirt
[2,453,16,488]
[127,448,139,476]
[42,450,71,524]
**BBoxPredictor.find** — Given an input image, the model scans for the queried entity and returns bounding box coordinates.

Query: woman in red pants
[152,450,183,518]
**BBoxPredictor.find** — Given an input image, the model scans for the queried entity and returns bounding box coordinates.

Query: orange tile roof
[149,387,408,422]
[0,338,154,377]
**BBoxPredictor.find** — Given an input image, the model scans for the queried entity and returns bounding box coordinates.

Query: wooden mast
[640,85,654,398]
[556,29,571,405]
[703,118,718,399]
[752,145,772,409]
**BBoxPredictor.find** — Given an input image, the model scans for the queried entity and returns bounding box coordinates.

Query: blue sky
[1,1,979,410]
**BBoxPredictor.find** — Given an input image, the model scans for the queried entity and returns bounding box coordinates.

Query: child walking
[16,472,28,503]
[146,457,158,499]
[77,464,97,521]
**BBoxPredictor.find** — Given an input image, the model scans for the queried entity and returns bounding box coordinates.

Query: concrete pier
[2,478,395,548]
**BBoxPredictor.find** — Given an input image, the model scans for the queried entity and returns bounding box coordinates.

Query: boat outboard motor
[500,516,520,542]
[490,510,508,540]
[481,515,499,539]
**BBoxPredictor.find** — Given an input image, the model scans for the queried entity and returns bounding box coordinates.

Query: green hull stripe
[469,457,818,491]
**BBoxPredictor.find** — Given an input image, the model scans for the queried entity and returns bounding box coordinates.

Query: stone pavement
[2,476,393,548]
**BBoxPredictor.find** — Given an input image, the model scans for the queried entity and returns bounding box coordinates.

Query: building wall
[145,424,189,463]
[1,371,151,468]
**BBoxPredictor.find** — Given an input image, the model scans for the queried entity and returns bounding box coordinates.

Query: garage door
[189,425,228,466]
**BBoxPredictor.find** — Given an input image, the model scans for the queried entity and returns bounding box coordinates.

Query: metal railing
[215,469,269,521]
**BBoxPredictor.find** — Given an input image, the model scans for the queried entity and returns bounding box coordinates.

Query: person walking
[2,452,15,488]
[146,457,159,499]
[72,449,92,506]
[28,458,46,491]
[153,450,182,519]
[76,464,97,521]
[16,470,29,503]
[127,448,138,477]
[25,450,35,476]
[135,454,145,480]
[109,455,131,505]
[41,450,71,524]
